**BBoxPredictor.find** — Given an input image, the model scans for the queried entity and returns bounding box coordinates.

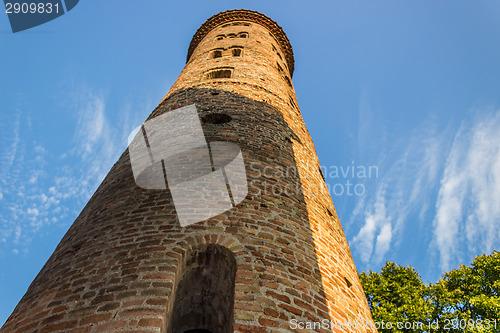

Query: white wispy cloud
[0,86,149,256]
[2,112,21,172]
[433,109,500,271]
[352,188,392,264]
[373,222,392,264]
[349,99,500,278]
[350,119,446,267]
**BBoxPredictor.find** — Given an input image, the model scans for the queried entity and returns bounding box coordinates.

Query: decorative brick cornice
[187,9,295,77]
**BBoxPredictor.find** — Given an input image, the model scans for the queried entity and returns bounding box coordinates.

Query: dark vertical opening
[167,244,237,333]
[232,48,242,57]
[319,166,325,181]
[288,95,298,109]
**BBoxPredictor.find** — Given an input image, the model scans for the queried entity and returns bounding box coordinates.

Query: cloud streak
[352,187,391,264]
[433,109,500,271]
[350,118,445,268]
[349,101,500,278]
[0,87,144,256]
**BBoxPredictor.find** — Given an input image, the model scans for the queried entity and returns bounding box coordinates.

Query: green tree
[360,251,500,333]
[359,262,433,332]
[434,251,500,332]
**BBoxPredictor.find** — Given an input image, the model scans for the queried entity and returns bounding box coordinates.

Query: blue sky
[1,0,500,325]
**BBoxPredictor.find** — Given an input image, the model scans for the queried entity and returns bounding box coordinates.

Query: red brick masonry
[1,9,376,333]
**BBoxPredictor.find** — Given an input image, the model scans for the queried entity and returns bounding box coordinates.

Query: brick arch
[175,233,245,255]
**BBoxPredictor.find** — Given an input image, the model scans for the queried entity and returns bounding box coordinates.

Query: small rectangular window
[206,68,233,79]
[211,50,223,58]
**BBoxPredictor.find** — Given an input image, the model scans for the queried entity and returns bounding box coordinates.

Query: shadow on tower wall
[1,88,336,333]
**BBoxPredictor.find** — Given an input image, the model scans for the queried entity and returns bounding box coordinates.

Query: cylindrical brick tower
[2,9,375,333]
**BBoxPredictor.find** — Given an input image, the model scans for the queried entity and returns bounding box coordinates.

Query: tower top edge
[186,9,295,76]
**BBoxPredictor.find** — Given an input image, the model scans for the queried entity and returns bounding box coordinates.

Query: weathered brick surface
[1,9,375,333]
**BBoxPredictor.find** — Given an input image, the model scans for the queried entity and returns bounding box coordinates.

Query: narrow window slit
[345,277,353,288]
[318,167,325,181]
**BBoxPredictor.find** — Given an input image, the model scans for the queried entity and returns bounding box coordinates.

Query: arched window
[167,244,237,333]
[232,48,242,57]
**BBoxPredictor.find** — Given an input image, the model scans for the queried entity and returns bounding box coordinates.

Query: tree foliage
[360,251,500,333]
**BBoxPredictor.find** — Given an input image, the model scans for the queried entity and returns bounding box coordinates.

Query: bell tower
[2,9,375,333]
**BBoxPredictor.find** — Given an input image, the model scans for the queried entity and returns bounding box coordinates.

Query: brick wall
[1,10,376,333]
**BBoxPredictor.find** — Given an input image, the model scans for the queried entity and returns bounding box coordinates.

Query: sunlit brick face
[165,19,295,111]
